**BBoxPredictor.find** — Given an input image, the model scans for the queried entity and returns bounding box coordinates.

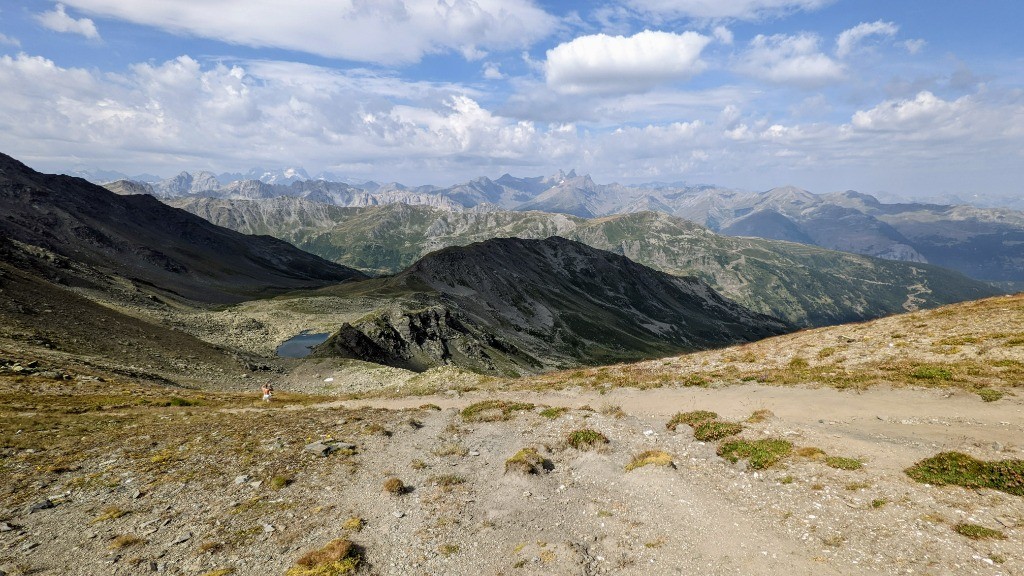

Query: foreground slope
[312,237,789,374]
[0,153,364,304]
[1,295,1020,576]
[171,199,1000,326]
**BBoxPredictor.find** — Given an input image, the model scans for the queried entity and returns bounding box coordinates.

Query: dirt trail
[343,383,1024,472]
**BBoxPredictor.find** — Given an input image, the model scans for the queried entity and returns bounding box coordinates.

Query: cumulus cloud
[59,0,554,64]
[626,0,833,20]
[545,30,711,95]
[836,20,898,58]
[738,33,843,86]
[2,50,1023,195]
[850,91,969,135]
[36,3,100,39]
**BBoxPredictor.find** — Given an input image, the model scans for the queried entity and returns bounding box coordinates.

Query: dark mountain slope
[0,153,363,303]
[172,200,1001,327]
[313,237,790,374]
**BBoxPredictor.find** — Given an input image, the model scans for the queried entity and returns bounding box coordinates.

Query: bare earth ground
[1,295,1022,575]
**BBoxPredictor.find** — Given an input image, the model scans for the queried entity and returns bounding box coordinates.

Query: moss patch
[905,451,1024,496]
[718,439,793,470]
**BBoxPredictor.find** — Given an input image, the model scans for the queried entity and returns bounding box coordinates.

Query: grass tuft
[341,517,364,533]
[718,439,793,470]
[92,505,128,523]
[746,409,774,423]
[625,450,674,472]
[977,388,1004,402]
[382,477,407,495]
[953,523,1006,540]
[692,420,743,442]
[665,410,718,431]
[905,451,1024,496]
[910,365,953,381]
[461,400,534,422]
[539,407,568,419]
[825,456,863,471]
[270,474,293,490]
[108,534,146,549]
[566,428,609,451]
[287,538,361,576]
[505,448,551,475]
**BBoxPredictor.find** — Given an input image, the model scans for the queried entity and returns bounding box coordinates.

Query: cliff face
[317,306,528,373]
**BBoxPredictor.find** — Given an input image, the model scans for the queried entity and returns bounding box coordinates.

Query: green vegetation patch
[977,388,1004,402]
[666,410,718,431]
[505,447,550,475]
[625,450,674,472]
[692,420,743,442]
[566,428,609,451]
[286,538,361,576]
[910,365,953,381]
[718,439,793,470]
[539,407,568,419]
[954,523,1006,540]
[905,451,1024,496]
[825,456,863,471]
[461,400,534,422]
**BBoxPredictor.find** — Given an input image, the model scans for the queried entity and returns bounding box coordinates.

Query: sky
[1,1,1022,199]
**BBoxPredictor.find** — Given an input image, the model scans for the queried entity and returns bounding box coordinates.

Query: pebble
[234,475,251,485]
[171,532,191,545]
[393,511,405,518]
[0,522,14,532]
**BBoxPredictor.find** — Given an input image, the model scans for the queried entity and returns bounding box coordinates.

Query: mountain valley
[1,154,1021,576]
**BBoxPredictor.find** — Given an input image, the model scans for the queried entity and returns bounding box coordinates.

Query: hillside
[2,289,1021,576]
[170,199,1001,327]
[0,153,364,304]
[311,237,789,374]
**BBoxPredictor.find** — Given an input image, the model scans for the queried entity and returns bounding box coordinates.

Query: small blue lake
[276,332,330,358]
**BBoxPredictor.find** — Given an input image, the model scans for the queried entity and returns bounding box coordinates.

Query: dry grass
[625,450,674,472]
[287,538,361,576]
[382,477,407,495]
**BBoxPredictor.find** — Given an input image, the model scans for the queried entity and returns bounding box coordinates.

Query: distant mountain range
[312,237,790,374]
[170,199,1000,328]
[108,169,1024,289]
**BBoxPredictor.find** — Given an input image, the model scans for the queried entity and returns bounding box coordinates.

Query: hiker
[261,383,274,402]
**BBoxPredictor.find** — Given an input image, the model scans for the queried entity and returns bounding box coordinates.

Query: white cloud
[60,0,555,65]
[902,39,926,55]
[3,50,1023,196]
[713,26,734,45]
[36,3,100,39]
[850,91,968,135]
[482,62,505,80]
[545,30,711,95]
[738,33,843,86]
[0,33,20,47]
[835,20,898,58]
[626,0,833,20]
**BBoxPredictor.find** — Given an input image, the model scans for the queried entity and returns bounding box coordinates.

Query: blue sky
[1,1,1022,200]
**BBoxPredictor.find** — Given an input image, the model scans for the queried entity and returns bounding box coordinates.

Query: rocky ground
[1,292,1022,575]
